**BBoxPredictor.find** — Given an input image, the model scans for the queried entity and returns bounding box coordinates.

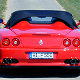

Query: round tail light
[63,39,71,47]
[2,38,10,46]
[72,38,80,47]
[12,38,20,46]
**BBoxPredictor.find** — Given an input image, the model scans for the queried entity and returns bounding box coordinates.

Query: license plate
[29,52,53,59]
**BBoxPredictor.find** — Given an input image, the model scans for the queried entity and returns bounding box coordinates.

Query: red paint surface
[0,21,80,67]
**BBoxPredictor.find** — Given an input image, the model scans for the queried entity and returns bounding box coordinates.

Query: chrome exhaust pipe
[3,58,18,64]
[64,59,79,65]
[75,59,79,64]
[70,59,75,64]
[3,58,8,64]
[3,58,12,64]
[7,59,12,64]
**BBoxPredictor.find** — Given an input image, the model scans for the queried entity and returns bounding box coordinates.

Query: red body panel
[0,21,80,67]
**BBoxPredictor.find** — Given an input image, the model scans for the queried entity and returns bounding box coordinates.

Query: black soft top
[5,10,78,29]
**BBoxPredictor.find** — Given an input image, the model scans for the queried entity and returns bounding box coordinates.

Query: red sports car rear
[0,10,80,68]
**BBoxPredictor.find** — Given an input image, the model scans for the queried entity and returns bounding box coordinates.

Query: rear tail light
[12,38,20,46]
[72,38,80,47]
[63,39,71,47]
[2,38,10,46]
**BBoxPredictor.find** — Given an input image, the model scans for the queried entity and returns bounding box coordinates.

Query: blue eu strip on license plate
[29,52,53,59]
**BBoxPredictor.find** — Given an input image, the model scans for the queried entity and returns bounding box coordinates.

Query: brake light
[12,38,20,46]
[63,39,71,47]
[72,38,80,47]
[2,38,10,46]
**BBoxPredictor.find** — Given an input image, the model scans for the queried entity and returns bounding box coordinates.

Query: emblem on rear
[39,40,43,45]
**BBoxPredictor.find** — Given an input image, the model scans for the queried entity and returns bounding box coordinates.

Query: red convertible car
[0,10,80,68]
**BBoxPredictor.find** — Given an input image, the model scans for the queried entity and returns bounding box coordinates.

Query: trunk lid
[11,28,71,49]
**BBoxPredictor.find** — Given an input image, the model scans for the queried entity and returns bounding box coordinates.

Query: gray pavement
[1,0,80,80]
[5,0,64,21]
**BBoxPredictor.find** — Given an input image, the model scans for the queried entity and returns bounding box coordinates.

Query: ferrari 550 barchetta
[0,10,80,68]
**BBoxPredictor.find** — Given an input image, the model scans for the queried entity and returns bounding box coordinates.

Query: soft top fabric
[5,10,78,29]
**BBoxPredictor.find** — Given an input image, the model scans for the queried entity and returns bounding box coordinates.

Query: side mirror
[0,18,3,23]
[77,20,80,26]
[0,18,6,25]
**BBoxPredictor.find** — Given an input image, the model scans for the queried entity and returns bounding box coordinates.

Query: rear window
[27,17,56,24]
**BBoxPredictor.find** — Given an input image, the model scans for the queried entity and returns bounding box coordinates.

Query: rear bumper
[0,48,80,67]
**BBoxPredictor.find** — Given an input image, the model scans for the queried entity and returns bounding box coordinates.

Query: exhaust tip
[70,59,75,65]
[64,59,79,65]
[75,59,79,64]
[3,58,7,64]
[3,58,18,64]
[3,58,12,64]
[7,59,12,64]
